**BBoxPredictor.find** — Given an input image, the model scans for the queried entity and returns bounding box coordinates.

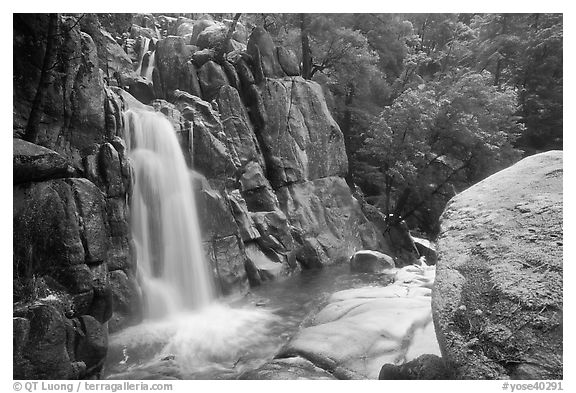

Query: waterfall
[124,109,214,318]
[135,37,150,76]
[143,50,156,81]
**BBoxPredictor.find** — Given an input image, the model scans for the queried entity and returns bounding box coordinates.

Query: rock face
[13,139,75,184]
[255,78,348,188]
[433,151,563,379]
[13,14,138,379]
[13,14,394,379]
[13,14,116,167]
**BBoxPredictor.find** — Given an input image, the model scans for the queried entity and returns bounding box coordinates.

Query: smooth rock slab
[277,265,441,379]
[433,151,563,379]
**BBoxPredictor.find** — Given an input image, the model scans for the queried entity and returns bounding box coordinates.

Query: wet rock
[413,237,437,265]
[221,60,241,90]
[98,143,124,197]
[67,178,109,264]
[254,78,347,187]
[125,76,156,104]
[247,27,285,78]
[155,36,195,99]
[130,24,159,40]
[13,138,74,184]
[251,210,294,254]
[76,315,108,373]
[181,61,202,97]
[16,18,107,165]
[172,91,237,180]
[196,23,228,50]
[132,13,156,30]
[108,270,142,332]
[225,19,248,44]
[14,14,107,166]
[379,354,451,380]
[216,85,264,169]
[190,19,216,45]
[277,177,386,268]
[14,180,85,278]
[385,219,421,267]
[195,184,239,241]
[239,356,336,380]
[277,46,300,76]
[191,48,215,67]
[244,243,289,283]
[105,358,182,380]
[433,151,563,379]
[176,22,195,37]
[56,264,94,294]
[198,60,229,101]
[205,236,249,296]
[80,15,133,77]
[235,57,255,89]
[350,250,395,273]
[228,190,260,242]
[15,304,73,379]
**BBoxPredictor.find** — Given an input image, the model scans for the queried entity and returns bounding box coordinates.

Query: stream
[104,264,394,380]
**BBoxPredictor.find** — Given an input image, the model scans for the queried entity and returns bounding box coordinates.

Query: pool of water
[103,263,394,380]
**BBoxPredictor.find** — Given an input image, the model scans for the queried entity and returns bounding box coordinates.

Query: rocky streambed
[103,262,441,380]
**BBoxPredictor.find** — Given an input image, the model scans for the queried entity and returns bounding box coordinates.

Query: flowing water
[135,37,150,76]
[104,264,393,379]
[143,50,155,81]
[124,109,214,318]
[108,109,396,380]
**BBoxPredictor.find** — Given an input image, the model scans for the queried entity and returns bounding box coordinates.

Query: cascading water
[135,37,150,76]
[106,108,281,379]
[143,50,156,81]
[124,109,214,317]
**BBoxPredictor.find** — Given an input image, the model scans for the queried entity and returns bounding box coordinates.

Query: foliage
[356,72,523,232]
[238,12,561,234]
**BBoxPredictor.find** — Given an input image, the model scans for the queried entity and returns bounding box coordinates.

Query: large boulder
[198,60,229,101]
[13,139,74,184]
[13,304,74,379]
[154,36,195,99]
[433,151,563,379]
[247,27,285,78]
[350,250,395,273]
[253,78,348,188]
[196,22,228,50]
[276,46,300,76]
[379,354,451,380]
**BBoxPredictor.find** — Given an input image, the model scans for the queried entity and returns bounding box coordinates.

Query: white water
[135,37,150,76]
[107,304,281,378]
[143,50,156,81]
[124,109,214,318]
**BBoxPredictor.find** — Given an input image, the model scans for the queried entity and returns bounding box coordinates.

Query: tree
[355,71,523,233]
